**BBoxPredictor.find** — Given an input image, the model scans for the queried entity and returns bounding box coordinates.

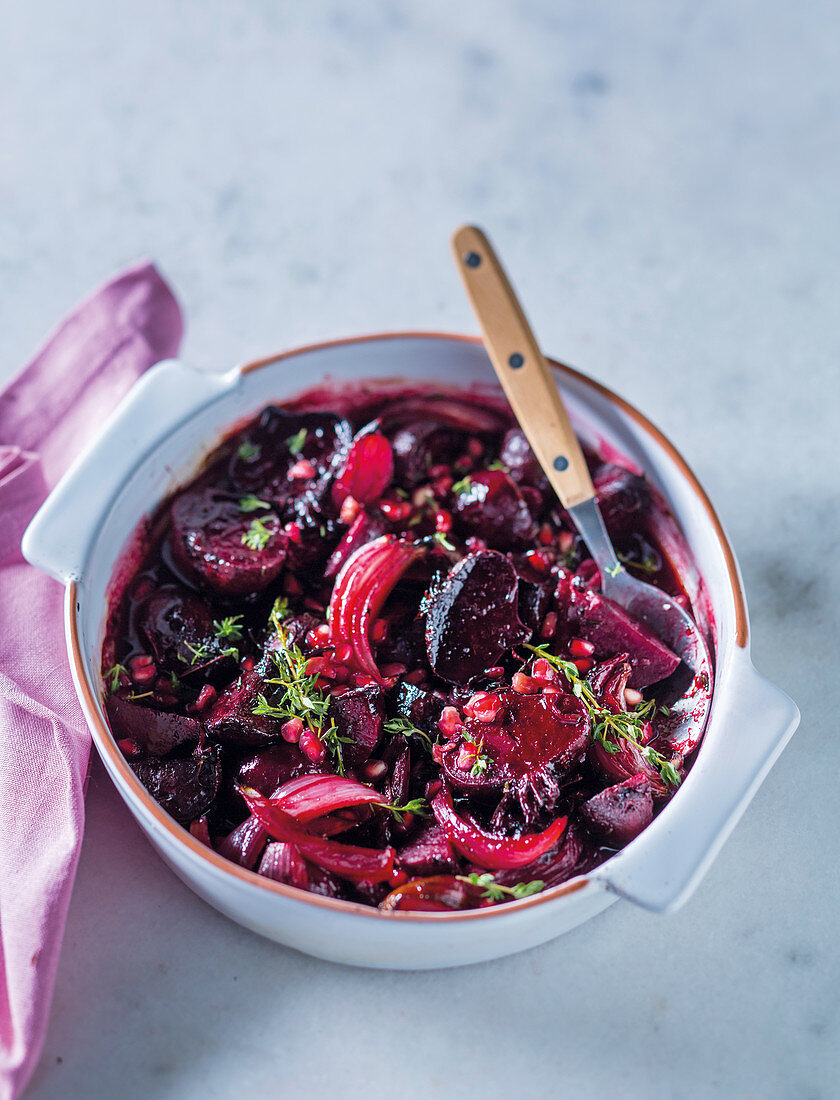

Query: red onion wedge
[431,789,567,870]
[239,786,395,883]
[328,535,425,683]
[332,431,394,506]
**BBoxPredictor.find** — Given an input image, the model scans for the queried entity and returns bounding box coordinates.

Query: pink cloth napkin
[0,263,183,1099]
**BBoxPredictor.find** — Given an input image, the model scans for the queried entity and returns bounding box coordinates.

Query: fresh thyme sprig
[465,737,492,777]
[285,428,308,456]
[185,641,212,666]
[458,873,545,902]
[431,530,456,552]
[523,643,681,788]
[237,439,261,462]
[239,494,270,513]
[381,797,429,825]
[241,516,274,550]
[255,599,351,774]
[450,475,472,495]
[617,551,659,576]
[104,663,127,693]
[383,714,438,754]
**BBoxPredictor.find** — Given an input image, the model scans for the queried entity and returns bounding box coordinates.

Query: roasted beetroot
[170,488,288,596]
[104,384,711,911]
[425,551,527,684]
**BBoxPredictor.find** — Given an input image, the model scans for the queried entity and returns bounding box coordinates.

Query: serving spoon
[451,225,712,757]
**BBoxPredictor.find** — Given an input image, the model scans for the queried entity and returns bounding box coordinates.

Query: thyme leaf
[237,439,261,462]
[383,714,437,753]
[241,516,274,550]
[458,873,545,902]
[239,494,271,513]
[104,663,127,693]
[285,428,308,456]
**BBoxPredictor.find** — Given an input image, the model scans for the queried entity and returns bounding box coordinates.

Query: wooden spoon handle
[451,225,595,509]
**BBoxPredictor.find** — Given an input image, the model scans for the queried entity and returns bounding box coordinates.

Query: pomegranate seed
[283,521,303,544]
[428,464,451,479]
[331,666,351,684]
[389,869,409,887]
[404,669,426,685]
[485,666,504,678]
[363,759,387,781]
[624,688,644,707]
[573,657,593,674]
[299,729,325,763]
[540,611,558,639]
[431,743,446,764]
[466,536,487,553]
[332,643,353,665]
[378,499,412,521]
[281,717,304,743]
[308,626,329,649]
[371,618,388,642]
[433,475,453,496]
[472,693,501,722]
[467,437,484,458]
[525,549,550,574]
[438,706,464,739]
[187,684,217,714]
[463,691,489,718]
[129,654,157,684]
[569,638,596,657]
[117,738,142,759]
[538,523,554,546]
[512,672,540,694]
[288,458,316,480]
[434,509,453,533]
[283,574,303,595]
[456,743,479,771]
[304,656,329,676]
[531,658,556,683]
[241,655,255,671]
[339,495,361,525]
[543,684,561,696]
[380,662,406,678]
[352,673,376,688]
[558,529,575,554]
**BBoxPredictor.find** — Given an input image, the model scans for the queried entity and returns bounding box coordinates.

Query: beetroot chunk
[205,668,276,745]
[556,571,680,688]
[229,407,352,495]
[390,420,462,486]
[169,488,288,596]
[237,743,314,795]
[396,823,455,874]
[135,585,218,669]
[452,470,538,548]
[580,774,654,845]
[425,551,527,684]
[593,464,650,539]
[131,746,221,823]
[106,697,201,757]
[327,684,384,766]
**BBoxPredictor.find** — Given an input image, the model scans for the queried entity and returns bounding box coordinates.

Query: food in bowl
[101,383,713,912]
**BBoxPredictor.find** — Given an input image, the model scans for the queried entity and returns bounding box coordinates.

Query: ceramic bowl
[22,333,799,969]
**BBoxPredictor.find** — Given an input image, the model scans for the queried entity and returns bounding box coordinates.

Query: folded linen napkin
[0,263,183,1099]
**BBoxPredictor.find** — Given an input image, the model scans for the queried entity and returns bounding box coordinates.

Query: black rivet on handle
[553,455,569,471]
[508,353,524,369]
[464,251,481,268]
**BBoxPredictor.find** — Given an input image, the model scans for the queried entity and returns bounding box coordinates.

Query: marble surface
[2,1,838,1097]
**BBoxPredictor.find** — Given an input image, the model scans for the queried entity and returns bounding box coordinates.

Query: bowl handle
[22,358,234,584]
[592,658,799,913]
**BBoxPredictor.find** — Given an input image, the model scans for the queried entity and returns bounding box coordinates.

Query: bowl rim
[68,330,748,923]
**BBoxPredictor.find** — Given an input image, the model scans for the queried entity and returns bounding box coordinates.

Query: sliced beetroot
[394,681,444,740]
[205,668,276,745]
[425,551,527,684]
[594,463,650,539]
[441,690,589,802]
[258,841,309,887]
[131,746,221,823]
[396,823,454,874]
[580,774,654,845]
[451,470,538,549]
[389,420,462,486]
[327,684,384,766]
[228,407,352,494]
[135,584,218,668]
[324,510,389,580]
[332,431,394,506]
[499,427,549,490]
[169,488,288,596]
[106,696,201,757]
[556,571,680,688]
[237,743,313,795]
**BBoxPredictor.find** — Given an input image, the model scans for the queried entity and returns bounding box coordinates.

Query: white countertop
[3,2,838,1097]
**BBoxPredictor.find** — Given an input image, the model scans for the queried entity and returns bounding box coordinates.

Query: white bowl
[22,333,799,969]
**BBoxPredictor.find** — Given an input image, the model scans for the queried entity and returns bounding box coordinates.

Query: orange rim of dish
[67,331,748,922]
